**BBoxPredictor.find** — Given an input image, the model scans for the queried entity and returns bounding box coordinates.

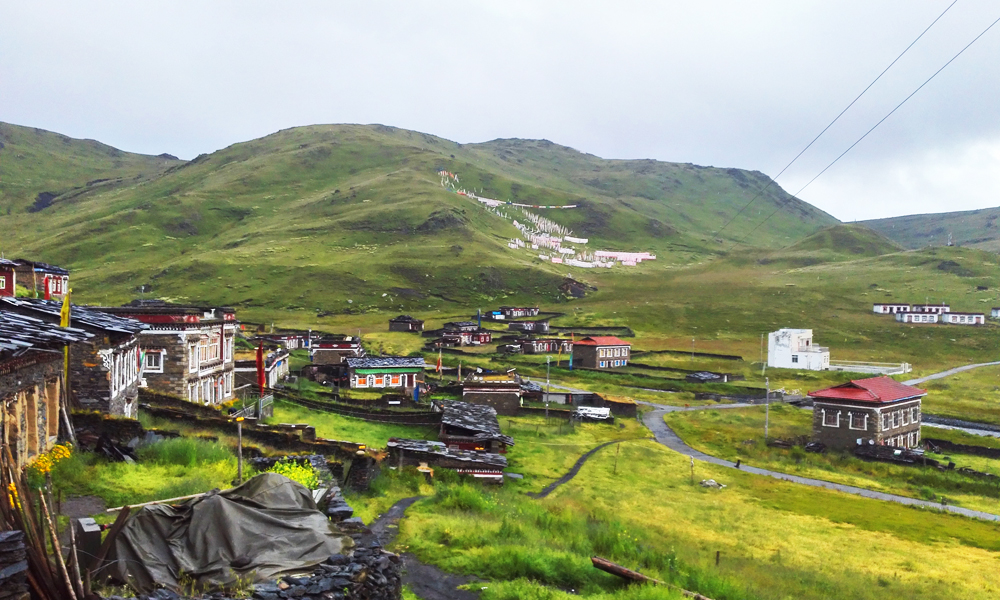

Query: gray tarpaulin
[109,473,351,593]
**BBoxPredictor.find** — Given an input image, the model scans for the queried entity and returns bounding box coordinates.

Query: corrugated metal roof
[0,311,92,355]
[0,297,147,335]
[346,357,425,369]
[809,376,926,404]
[574,336,629,346]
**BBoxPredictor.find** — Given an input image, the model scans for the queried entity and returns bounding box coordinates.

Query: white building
[896,312,939,324]
[912,303,950,314]
[872,303,911,314]
[939,312,985,325]
[991,307,1000,319]
[767,329,830,371]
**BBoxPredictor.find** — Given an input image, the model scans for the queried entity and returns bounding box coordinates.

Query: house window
[901,409,909,426]
[791,355,798,363]
[891,411,899,428]
[189,345,199,372]
[822,409,840,427]
[887,436,894,447]
[910,407,918,422]
[622,359,627,366]
[145,352,163,373]
[849,412,867,430]
[600,361,606,368]
[599,349,606,358]
[391,374,401,386]
[375,375,385,387]
[881,412,889,430]
[0,276,5,289]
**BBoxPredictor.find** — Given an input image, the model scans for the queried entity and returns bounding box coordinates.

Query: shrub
[267,459,320,490]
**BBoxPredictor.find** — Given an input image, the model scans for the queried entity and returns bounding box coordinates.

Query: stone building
[437,400,514,454]
[386,438,507,482]
[808,376,925,450]
[11,259,69,300]
[94,301,238,405]
[310,337,365,365]
[388,315,424,332]
[571,336,631,369]
[1,298,147,418]
[462,371,521,416]
[0,311,91,468]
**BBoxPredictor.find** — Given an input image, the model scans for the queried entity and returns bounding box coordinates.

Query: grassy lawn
[664,404,1000,513]
[919,365,1000,425]
[266,400,439,447]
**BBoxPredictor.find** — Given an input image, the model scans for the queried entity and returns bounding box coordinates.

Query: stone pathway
[638,401,1000,522]
[903,361,1000,385]
[364,496,481,600]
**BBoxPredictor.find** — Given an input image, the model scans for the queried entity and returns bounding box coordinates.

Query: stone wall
[461,390,520,416]
[70,335,140,418]
[0,530,28,600]
[0,355,62,469]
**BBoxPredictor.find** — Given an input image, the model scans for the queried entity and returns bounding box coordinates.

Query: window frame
[849,412,867,431]
[791,355,799,364]
[822,409,840,428]
[145,351,164,373]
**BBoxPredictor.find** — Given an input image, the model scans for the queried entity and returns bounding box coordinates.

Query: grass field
[664,404,1000,513]
[267,400,440,447]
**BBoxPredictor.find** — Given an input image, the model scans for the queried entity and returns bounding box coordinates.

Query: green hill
[0,122,837,311]
[0,122,180,214]
[783,224,903,256]
[861,207,1000,252]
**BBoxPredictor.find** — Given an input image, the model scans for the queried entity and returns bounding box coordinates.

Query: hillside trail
[362,496,482,600]
[903,361,1000,385]
[638,401,1000,521]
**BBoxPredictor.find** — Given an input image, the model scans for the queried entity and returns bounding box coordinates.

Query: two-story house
[767,328,830,370]
[94,301,238,405]
[1,298,147,418]
[311,336,365,364]
[572,336,631,369]
[12,259,69,300]
[808,376,925,450]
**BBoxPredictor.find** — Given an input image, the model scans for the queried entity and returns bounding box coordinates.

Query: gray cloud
[2,0,998,221]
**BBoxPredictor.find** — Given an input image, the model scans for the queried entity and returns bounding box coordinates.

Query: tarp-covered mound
[109,473,351,593]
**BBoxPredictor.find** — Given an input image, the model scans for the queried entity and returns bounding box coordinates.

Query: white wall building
[767,329,830,371]
[939,312,985,325]
[872,303,911,314]
[896,312,939,324]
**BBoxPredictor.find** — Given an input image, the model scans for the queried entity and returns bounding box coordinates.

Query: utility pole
[691,338,695,360]
[545,356,551,419]
[236,416,244,483]
[764,377,770,442]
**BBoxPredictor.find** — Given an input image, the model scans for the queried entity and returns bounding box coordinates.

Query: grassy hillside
[861,206,1000,252]
[0,122,180,215]
[0,123,836,310]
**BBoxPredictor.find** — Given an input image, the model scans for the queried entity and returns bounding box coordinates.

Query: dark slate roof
[0,298,148,335]
[13,259,69,275]
[390,315,423,323]
[386,438,508,468]
[346,357,426,369]
[439,401,515,446]
[0,311,93,356]
[0,258,17,268]
[443,321,479,329]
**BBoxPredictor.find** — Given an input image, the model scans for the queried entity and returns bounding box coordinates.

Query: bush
[267,459,320,490]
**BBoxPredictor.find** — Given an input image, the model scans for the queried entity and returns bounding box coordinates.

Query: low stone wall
[277,394,442,426]
[72,410,146,444]
[925,438,1000,460]
[0,530,28,600]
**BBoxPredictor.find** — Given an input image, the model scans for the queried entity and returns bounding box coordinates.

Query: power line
[730,11,1000,250]
[713,0,959,240]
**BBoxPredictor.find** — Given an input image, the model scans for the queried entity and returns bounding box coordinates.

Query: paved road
[638,401,1000,522]
[904,361,1000,386]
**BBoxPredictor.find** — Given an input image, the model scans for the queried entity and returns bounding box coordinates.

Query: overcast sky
[3,1,999,221]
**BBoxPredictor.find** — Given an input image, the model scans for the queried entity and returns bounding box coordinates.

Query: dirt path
[527,438,640,499]
[639,403,1000,521]
[364,496,482,600]
[903,361,1000,385]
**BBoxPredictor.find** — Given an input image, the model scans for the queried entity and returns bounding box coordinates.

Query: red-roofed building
[572,336,631,369]
[808,376,925,450]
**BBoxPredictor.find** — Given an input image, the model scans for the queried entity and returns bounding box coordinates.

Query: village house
[499,306,540,319]
[346,356,425,390]
[572,336,631,369]
[441,322,492,345]
[462,370,522,416]
[911,303,950,314]
[310,336,365,365]
[0,259,17,297]
[992,307,1000,319]
[808,376,925,450]
[95,301,238,405]
[253,331,312,350]
[436,400,514,454]
[0,311,91,468]
[872,303,911,314]
[507,320,550,334]
[388,315,424,332]
[12,259,69,300]
[767,329,829,370]
[520,338,572,354]
[939,312,985,325]
[1,298,147,418]
[896,312,939,324]
[386,438,507,482]
[234,347,290,390]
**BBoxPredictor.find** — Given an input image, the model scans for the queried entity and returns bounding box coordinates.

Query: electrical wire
[713,0,959,240]
[730,10,1000,250]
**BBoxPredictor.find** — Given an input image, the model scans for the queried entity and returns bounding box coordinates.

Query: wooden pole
[89,506,131,573]
[237,417,244,483]
[613,443,620,474]
[39,494,79,600]
[68,521,85,600]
